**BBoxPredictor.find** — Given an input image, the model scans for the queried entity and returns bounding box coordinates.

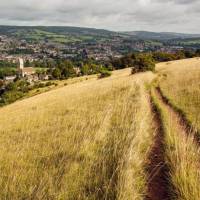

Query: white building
[18,58,35,77]
[4,76,16,83]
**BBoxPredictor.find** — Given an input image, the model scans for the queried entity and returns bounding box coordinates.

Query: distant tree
[5,82,17,91]
[195,49,200,56]
[36,68,46,76]
[153,52,176,62]
[81,64,90,75]
[25,60,31,67]
[0,68,16,79]
[99,69,112,79]
[175,51,186,60]
[0,80,3,88]
[132,54,155,74]
[1,90,24,105]
[184,50,196,58]
[57,60,76,79]
[0,60,17,68]
[111,53,136,69]
[52,68,61,79]
[61,65,76,78]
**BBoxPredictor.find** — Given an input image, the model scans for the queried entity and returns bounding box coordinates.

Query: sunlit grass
[153,58,200,199]
[0,68,155,199]
[151,88,200,200]
[156,57,200,131]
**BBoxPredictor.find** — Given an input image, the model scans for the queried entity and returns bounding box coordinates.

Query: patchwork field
[0,58,200,199]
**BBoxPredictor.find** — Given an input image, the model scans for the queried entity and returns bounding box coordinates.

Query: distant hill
[0,25,124,43]
[0,25,119,37]
[0,25,200,44]
[167,37,200,47]
[123,31,200,40]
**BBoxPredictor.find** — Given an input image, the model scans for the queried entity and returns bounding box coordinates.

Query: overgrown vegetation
[131,54,155,74]
[0,80,56,106]
[0,61,17,78]
[112,50,200,73]
[98,69,112,78]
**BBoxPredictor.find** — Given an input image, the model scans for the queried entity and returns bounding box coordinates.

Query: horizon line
[0,24,199,35]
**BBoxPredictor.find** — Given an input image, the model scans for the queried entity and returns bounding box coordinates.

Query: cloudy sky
[0,0,199,33]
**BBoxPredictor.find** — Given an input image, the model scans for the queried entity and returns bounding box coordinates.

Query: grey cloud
[0,0,199,33]
[153,0,198,5]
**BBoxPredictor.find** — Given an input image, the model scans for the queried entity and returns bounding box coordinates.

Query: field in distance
[0,58,200,199]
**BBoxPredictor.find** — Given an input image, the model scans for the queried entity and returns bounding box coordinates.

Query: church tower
[18,58,24,77]
[19,58,24,70]
[18,58,35,78]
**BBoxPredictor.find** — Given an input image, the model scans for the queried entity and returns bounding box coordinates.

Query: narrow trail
[155,87,200,146]
[145,95,171,200]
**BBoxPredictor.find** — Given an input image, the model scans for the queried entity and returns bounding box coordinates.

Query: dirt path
[147,86,200,200]
[145,95,171,200]
[155,87,200,146]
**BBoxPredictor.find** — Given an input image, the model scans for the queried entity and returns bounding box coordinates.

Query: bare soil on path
[145,96,171,200]
[155,87,200,146]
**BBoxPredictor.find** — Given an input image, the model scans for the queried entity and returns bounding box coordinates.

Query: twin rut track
[145,92,171,200]
[156,87,200,146]
[146,86,200,200]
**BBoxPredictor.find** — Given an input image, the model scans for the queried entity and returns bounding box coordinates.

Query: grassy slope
[11,27,106,43]
[26,74,97,98]
[154,58,200,200]
[0,69,155,199]
[151,88,200,200]
[156,58,200,131]
[2,58,200,199]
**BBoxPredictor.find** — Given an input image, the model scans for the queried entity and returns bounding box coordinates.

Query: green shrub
[0,80,3,88]
[45,82,53,87]
[153,52,177,62]
[132,54,155,74]
[38,83,45,88]
[52,68,61,79]
[1,91,24,104]
[99,70,112,79]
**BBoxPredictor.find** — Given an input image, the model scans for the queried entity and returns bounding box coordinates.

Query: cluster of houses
[3,58,49,84]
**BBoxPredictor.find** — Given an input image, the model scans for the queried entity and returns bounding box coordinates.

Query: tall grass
[156,57,200,131]
[151,88,200,200]
[0,69,155,199]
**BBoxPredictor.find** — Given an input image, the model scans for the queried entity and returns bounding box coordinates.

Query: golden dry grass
[151,88,200,200]
[2,58,200,200]
[152,58,200,200]
[26,74,97,98]
[0,68,155,199]
[156,57,200,130]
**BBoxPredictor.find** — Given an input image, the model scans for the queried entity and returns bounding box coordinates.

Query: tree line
[1,49,200,106]
[1,49,200,80]
[111,50,200,73]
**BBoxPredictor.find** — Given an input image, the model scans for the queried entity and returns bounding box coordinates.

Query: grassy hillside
[0,26,123,43]
[0,69,155,199]
[123,31,200,40]
[157,58,200,131]
[1,26,200,44]
[1,58,200,199]
[152,58,200,200]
